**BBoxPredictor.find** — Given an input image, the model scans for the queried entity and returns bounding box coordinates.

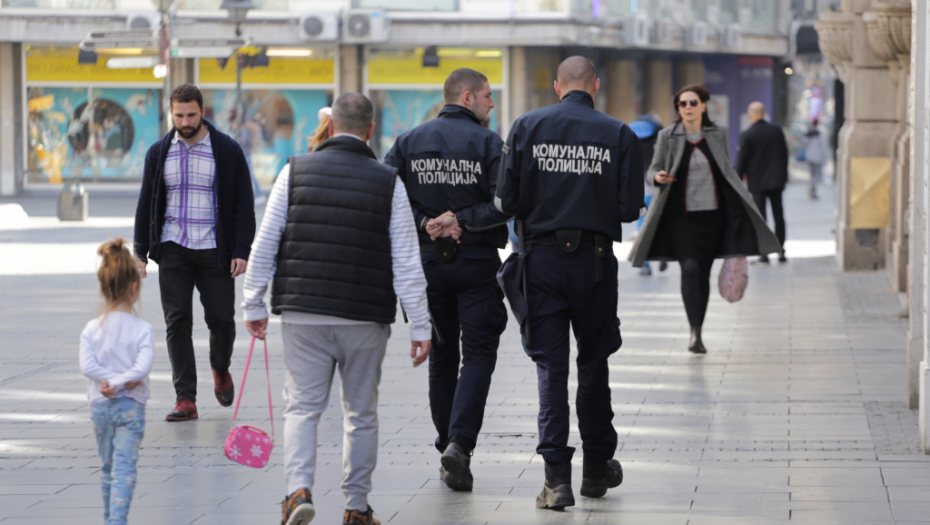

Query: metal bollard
[57,182,88,221]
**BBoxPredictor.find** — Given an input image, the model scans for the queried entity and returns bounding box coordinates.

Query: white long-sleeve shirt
[242,162,433,341]
[79,312,155,405]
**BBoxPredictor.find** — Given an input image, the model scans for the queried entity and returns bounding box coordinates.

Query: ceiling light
[100,48,146,55]
[475,50,503,58]
[265,48,313,57]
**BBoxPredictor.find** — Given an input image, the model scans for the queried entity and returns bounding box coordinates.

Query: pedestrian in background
[80,239,154,525]
[384,68,509,492]
[242,93,432,525]
[736,102,790,264]
[802,118,830,200]
[307,107,332,153]
[630,114,667,277]
[628,85,781,354]
[497,56,642,510]
[133,83,255,422]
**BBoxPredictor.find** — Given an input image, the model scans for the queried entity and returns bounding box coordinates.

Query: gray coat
[627,122,782,267]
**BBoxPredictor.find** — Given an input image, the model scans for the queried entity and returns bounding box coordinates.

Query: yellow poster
[26,46,158,83]
[368,51,503,85]
[849,156,890,229]
[199,56,335,84]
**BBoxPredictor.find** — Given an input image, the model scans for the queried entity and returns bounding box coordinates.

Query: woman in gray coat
[628,85,781,354]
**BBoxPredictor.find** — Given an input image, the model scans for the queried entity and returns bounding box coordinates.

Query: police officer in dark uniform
[495,56,644,510]
[384,68,509,492]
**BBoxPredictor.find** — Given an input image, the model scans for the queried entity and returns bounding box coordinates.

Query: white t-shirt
[79,312,155,405]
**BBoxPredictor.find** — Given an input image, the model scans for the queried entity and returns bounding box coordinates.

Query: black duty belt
[527,229,609,283]
[419,237,460,262]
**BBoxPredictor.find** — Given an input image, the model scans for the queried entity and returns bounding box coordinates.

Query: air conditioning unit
[685,22,707,47]
[299,13,339,42]
[721,24,740,48]
[126,13,160,31]
[621,15,649,47]
[650,17,673,44]
[343,10,390,44]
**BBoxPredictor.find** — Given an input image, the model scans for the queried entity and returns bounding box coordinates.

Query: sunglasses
[678,99,700,108]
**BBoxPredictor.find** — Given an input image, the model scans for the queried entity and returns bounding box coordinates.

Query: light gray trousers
[281,322,389,512]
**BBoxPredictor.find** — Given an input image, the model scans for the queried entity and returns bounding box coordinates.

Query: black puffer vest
[270,135,398,323]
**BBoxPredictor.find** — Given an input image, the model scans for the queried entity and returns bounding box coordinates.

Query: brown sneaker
[212,368,235,407]
[343,506,379,525]
[165,397,198,421]
[281,488,314,525]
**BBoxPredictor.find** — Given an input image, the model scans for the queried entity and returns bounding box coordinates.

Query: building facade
[0,0,793,191]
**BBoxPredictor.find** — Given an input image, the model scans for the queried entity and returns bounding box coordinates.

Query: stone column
[339,45,362,95]
[0,43,23,196]
[914,0,930,454]
[508,46,528,129]
[606,59,637,125]
[817,7,897,271]
[675,59,704,89]
[864,2,912,293]
[645,59,673,128]
[906,0,925,412]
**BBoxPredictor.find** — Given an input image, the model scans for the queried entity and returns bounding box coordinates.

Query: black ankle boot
[688,326,707,354]
[580,459,623,498]
[439,442,473,491]
[536,462,575,510]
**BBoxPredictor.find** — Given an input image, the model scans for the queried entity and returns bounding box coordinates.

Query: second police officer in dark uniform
[384,68,509,492]
[496,56,644,510]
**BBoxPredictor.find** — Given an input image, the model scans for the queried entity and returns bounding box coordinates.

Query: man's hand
[125,381,142,390]
[231,258,248,277]
[246,318,268,340]
[410,340,432,368]
[99,380,116,399]
[654,170,677,185]
[136,259,147,278]
[426,212,463,242]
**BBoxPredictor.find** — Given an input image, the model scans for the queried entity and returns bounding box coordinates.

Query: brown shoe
[343,506,379,525]
[165,397,198,421]
[212,369,235,407]
[281,488,314,525]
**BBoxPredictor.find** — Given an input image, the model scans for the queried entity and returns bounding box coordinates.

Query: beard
[176,120,203,139]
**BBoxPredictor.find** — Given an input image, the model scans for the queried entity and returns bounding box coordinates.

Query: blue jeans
[90,397,145,525]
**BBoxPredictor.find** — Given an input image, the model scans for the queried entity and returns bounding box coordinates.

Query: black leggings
[680,257,714,328]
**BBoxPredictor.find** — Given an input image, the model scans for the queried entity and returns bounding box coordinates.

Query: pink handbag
[718,257,748,303]
[224,337,274,468]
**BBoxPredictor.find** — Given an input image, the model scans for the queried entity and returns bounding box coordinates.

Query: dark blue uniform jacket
[495,90,645,242]
[384,104,509,249]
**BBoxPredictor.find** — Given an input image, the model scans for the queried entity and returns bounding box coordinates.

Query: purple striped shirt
[161,133,218,250]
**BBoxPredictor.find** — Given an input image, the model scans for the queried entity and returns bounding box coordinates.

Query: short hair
[444,68,489,104]
[556,56,597,90]
[170,84,203,109]
[331,93,373,136]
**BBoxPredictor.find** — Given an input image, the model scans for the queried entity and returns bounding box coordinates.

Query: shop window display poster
[27,87,159,181]
[204,89,329,182]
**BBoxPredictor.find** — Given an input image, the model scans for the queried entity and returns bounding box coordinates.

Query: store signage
[26,46,159,83]
[80,30,160,52]
[199,56,335,84]
[368,54,503,85]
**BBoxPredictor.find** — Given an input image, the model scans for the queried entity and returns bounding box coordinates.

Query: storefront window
[25,46,161,182]
[178,0,287,9]
[352,0,459,9]
[3,0,115,7]
[719,0,739,24]
[517,0,566,13]
[749,0,777,31]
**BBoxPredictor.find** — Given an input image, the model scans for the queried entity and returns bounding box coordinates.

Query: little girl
[79,239,154,525]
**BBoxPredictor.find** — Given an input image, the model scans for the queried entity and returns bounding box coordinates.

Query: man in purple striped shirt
[134,84,255,422]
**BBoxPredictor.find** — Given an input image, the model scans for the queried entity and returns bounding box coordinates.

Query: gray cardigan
[627,122,783,267]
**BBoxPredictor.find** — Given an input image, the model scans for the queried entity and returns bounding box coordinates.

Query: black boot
[688,326,707,354]
[439,442,473,491]
[536,462,575,510]
[580,459,623,498]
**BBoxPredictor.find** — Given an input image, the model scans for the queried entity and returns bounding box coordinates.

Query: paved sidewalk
[1,181,928,524]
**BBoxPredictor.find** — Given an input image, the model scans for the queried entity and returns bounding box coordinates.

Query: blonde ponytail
[97,238,141,310]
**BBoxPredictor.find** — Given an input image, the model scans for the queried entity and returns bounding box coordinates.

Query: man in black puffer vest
[384,68,509,493]
[242,93,432,525]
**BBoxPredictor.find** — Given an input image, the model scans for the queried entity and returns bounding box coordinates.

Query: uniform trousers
[157,241,236,402]
[524,245,621,465]
[423,251,507,452]
[281,322,389,512]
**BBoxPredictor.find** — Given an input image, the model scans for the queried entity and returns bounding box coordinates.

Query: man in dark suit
[736,102,789,264]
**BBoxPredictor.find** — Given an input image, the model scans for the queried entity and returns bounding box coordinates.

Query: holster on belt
[548,229,607,284]
[435,237,457,262]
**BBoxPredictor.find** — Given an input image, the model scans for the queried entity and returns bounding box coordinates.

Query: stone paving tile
[2,182,928,524]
